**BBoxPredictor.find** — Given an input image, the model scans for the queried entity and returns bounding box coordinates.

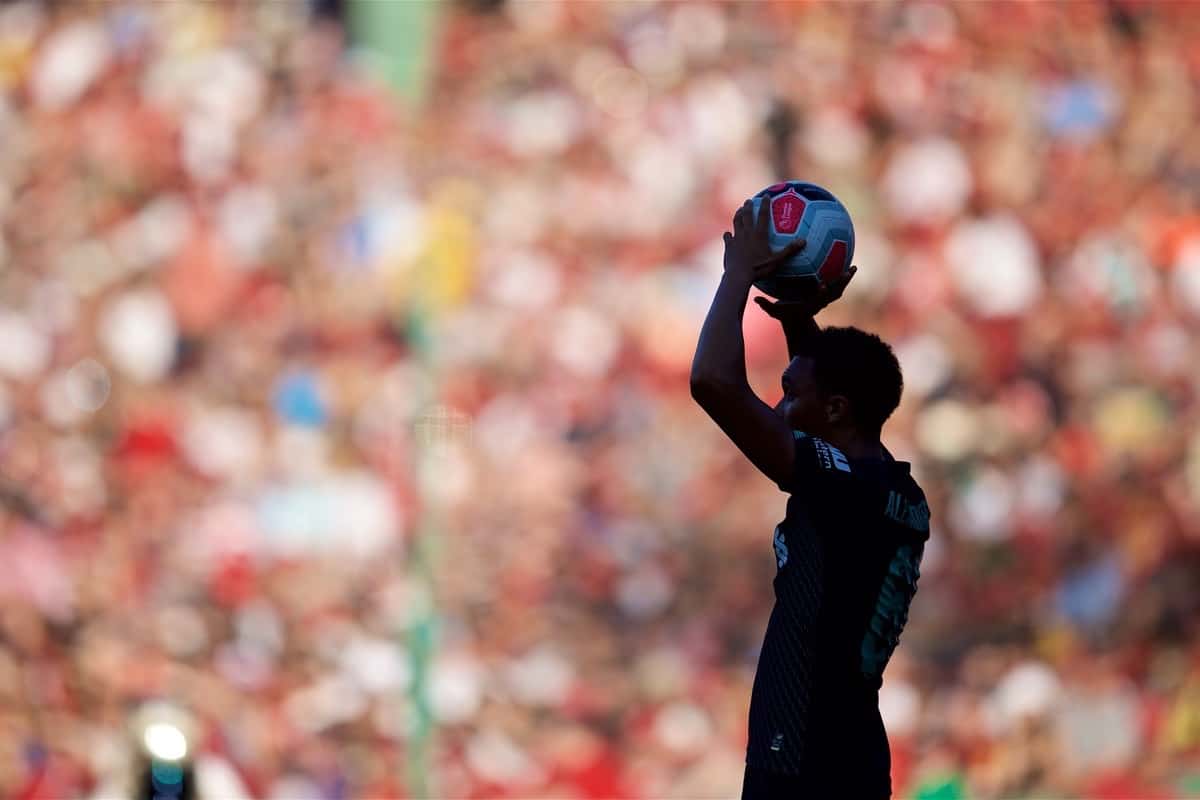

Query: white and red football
[748,181,856,301]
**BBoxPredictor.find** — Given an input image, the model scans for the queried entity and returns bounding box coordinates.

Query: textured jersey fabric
[744,431,931,790]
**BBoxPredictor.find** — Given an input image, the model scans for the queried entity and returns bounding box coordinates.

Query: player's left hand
[723,199,806,286]
[754,265,857,321]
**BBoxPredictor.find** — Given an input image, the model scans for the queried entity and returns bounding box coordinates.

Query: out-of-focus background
[1,1,1200,798]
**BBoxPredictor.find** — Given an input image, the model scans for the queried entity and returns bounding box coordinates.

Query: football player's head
[780,327,903,441]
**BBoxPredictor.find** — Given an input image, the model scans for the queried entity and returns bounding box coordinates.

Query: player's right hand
[753,265,857,322]
[723,200,807,287]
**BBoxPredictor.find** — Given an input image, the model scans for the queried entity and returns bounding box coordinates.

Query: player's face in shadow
[781,356,829,437]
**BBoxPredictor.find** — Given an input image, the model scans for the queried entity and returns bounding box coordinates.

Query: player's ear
[825,394,851,427]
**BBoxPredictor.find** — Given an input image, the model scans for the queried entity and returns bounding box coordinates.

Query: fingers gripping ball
[749,181,856,301]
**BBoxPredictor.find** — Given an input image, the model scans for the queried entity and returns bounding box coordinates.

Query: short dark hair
[810,326,903,437]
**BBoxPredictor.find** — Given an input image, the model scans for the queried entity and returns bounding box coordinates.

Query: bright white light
[143,723,188,761]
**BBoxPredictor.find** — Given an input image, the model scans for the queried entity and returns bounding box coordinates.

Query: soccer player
[690,200,931,799]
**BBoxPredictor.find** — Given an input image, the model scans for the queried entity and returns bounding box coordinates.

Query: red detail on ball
[771,192,806,234]
[818,240,848,282]
[766,182,789,193]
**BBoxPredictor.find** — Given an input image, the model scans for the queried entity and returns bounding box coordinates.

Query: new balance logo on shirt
[810,436,851,473]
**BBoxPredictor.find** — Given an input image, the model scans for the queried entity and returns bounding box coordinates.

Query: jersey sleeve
[775,431,854,495]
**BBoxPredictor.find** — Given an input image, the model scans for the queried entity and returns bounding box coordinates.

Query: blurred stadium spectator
[1,1,1200,798]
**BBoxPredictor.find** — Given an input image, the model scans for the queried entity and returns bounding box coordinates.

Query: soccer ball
[748,181,855,301]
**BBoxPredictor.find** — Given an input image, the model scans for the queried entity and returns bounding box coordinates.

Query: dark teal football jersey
[745,431,931,782]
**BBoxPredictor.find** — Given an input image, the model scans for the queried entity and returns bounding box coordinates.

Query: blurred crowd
[1,0,1200,797]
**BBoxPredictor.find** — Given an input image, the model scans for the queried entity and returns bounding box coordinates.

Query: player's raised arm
[690,200,803,487]
[755,268,855,359]
[754,268,857,414]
